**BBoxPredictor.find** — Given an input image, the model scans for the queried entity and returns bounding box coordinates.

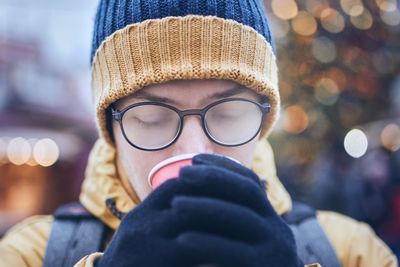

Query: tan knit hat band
[91,15,280,145]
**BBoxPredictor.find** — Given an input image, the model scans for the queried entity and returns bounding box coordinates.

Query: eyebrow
[210,85,247,99]
[132,90,177,104]
[132,85,248,105]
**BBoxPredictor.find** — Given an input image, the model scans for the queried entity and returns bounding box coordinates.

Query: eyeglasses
[111,98,271,151]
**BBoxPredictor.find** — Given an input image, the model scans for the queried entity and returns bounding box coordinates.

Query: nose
[172,116,214,155]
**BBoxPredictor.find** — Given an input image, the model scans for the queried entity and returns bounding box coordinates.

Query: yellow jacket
[0,139,397,267]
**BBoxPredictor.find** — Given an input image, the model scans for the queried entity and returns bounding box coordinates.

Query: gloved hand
[174,154,304,267]
[94,173,196,267]
[96,153,303,267]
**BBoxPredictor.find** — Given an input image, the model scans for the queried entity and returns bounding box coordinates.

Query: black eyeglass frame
[111,97,271,151]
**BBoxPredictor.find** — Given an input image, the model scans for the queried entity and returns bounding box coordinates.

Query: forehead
[115,79,261,108]
[143,79,239,93]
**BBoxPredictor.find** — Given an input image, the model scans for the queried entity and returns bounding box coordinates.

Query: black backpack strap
[283,202,342,267]
[43,202,108,267]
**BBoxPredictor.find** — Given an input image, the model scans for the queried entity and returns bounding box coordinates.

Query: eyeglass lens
[205,100,262,145]
[122,105,181,149]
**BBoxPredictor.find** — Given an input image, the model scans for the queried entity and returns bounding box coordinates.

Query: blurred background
[0,0,399,259]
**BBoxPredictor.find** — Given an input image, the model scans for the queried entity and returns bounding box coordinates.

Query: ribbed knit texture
[91,0,273,63]
[91,15,279,145]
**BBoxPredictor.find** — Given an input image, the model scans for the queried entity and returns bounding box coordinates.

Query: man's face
[113,79,263,201]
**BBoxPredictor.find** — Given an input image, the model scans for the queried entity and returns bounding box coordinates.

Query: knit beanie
[91,0,280,145]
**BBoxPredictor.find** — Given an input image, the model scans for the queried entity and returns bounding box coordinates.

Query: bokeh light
[33,138,60,167]
[292,11,318,36]
[7,137,32,165]
[26,139,39,166]
[350,5,365,17]
[283,105,310,134]
[325,68,348,91]
[314,78,340,105]
[320,8,346,33]
[376,0,398,12]
[271,0,299,20]
[340,0,365,16]
[312,36,337,63]
[305,0,330,18]
[344,129,369,158]
[380,9,400,26]
[268,15,291,39]
[381,123,400,152]
[0,138,8,164]
[350,8,374,30]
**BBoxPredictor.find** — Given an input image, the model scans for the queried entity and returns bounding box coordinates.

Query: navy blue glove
[96,153,303,267]
[172,154,304,267]
[95,175,199,267]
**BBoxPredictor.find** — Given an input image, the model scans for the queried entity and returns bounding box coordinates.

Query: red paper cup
[148,154,242,189]
[148,153,197,189]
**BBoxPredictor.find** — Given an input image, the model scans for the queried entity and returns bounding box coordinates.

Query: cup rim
[147,153,198,186]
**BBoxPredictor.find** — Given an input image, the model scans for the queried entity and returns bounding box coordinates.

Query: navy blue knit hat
[90,0,280,145]
[91,0,274,63]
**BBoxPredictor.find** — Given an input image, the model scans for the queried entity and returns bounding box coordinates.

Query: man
[0,0,397,266]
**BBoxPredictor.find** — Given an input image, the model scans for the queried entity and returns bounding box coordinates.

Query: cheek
[113,123,164,200]
[212,137,259,168]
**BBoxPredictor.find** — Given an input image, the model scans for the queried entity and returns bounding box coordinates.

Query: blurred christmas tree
[264,0,400,256]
